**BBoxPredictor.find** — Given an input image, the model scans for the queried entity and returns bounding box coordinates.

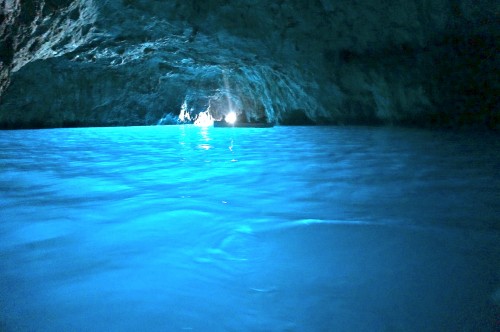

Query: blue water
[0,125,499,331]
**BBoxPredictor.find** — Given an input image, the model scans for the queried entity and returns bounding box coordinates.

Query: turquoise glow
[0,126,499,331]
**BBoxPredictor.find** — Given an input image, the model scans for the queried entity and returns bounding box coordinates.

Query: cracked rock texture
[0,0,498,128]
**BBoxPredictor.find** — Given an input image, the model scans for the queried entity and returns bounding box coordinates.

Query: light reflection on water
[0,125,499,331]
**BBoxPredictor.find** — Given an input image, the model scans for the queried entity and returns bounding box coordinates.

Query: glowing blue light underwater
[0,125,499,331]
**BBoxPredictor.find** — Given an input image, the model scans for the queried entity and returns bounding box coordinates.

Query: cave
[1,0,498,128]
[0,1,499,331]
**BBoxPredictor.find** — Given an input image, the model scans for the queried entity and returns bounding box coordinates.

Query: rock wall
[0,0,498,128]
[0,0,97,99]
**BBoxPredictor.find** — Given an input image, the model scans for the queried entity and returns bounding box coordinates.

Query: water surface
[1,125,499,331]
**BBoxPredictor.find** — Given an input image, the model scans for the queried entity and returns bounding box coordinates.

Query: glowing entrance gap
[225,112,237,124]
[194,111,214,127]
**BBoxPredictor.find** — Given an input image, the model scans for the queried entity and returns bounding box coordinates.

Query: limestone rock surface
[0,0,498,128]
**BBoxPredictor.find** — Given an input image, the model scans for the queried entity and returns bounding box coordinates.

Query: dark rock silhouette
[0,0,498,129]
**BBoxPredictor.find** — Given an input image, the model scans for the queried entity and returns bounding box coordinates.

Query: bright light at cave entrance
[194,111,213,127]
[225,112,237,124]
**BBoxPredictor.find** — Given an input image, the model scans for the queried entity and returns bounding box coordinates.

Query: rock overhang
[0,0,498,129]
